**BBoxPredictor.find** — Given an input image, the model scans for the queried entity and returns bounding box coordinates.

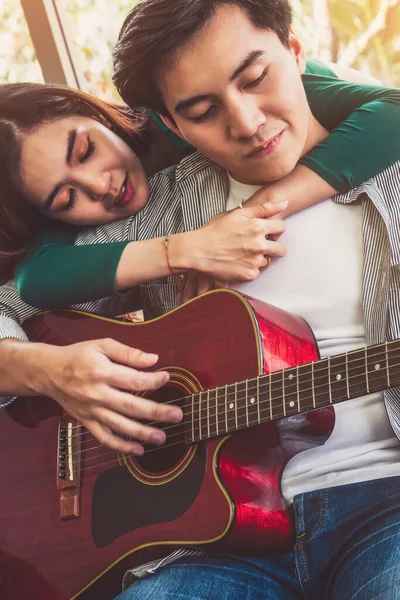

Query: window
[65,0,140,101]
[0,0,43,83]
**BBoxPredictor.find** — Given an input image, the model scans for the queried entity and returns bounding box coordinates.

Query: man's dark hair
[113,0,292,114]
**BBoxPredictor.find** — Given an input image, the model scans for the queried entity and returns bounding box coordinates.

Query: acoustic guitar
[1,289,398,599]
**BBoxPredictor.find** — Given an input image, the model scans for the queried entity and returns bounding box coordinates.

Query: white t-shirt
[227,175,400,505]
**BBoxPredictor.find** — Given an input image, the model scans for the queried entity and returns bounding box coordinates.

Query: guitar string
[66,343,400,456]
[67,353,400,468]
[66,339,399,441]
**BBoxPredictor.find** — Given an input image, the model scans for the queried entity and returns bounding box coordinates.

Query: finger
[98,339,167,371]
[182,270,198,304]
[262,218,286,237]
[215,280,229,289]
[241,200,288,219]
[197,274,215,296]
[104,388,183,423]
[95,407,172,447]
[176,272,187,304]
[105,363,171,392]
[264,241,286,257]
[88,420,145,455]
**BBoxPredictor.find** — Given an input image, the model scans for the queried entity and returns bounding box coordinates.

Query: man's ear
[159,114,187,140]
[288,29,306,75]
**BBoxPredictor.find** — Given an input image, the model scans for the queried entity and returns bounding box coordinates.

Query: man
[108,0,400,598]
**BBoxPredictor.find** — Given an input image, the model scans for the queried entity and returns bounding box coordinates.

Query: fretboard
[182,339,400,444]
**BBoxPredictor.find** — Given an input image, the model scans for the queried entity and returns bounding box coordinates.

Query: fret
[215,387,219,436]
[348,347,369,400]
[245,380,249,427]
[283,367,298,416]
[257,376,261,424]
[329,354,348,404]
[234,382,238,430]
[236,380,248,430]
[224,384,228,434]
[386,343,391,387]
[328,357,332,404]
[345,353,350,399]
[191,393,195,443]
[282,369,286,417]
[365,347,370,394]
[268,371,283,421]
[206,389,210,439]
[366,344,391,394]
[297,362,314,415]
[312,362,316,408]
[269,373,272,420]
[198,391,203,441]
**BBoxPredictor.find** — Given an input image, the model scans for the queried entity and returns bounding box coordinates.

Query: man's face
[155,4,312,185]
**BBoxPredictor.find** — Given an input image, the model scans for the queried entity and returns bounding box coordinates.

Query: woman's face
[20,115,149,225]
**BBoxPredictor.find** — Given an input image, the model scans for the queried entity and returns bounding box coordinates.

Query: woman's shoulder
[149,151,227,189]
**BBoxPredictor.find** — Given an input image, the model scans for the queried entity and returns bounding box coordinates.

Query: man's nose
[227,98,266,140]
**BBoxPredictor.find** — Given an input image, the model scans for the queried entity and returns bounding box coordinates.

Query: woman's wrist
[0,339,56,397]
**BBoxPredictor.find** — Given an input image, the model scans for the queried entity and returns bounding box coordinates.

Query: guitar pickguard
[91,444,207,547]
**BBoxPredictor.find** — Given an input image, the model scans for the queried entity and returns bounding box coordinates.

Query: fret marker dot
[288,374,294,380]
[289,401,295,408]
[229,403,234,410]
[336,374,342,381]
[375,364,381,371]
[250,397,256,404]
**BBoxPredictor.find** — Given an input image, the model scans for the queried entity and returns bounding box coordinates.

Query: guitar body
[0,290,333,599]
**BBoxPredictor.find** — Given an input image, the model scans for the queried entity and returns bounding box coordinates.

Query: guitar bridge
[56,416,81,520]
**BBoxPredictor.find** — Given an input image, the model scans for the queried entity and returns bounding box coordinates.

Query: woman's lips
[115,174,134,208]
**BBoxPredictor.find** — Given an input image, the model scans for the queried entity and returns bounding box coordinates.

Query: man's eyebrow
[175,94,213,114]
[174,50,267,115]
[43,128,76,211]
[230,50,267,82]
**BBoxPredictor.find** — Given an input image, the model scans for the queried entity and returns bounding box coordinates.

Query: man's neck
[302,114,329,159]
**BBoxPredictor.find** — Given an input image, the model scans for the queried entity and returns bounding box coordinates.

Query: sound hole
[136,384,187,474]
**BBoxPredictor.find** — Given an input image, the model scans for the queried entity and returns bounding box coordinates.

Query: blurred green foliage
[1,0,399,99]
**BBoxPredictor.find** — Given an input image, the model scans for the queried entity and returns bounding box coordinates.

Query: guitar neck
[183,339,400,444]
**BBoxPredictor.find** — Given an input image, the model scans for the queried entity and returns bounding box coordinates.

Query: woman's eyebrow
[66,128,78,165]
[43,128,77,211]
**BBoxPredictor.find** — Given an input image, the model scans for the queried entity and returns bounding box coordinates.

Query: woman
[2,60,400,455]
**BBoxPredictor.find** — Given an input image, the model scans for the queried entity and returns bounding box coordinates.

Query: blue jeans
[115,476,400,599]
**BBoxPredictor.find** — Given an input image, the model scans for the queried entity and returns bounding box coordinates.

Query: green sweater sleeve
[302,59,400,191]
[16,58,400,308]
[15,225,130,308]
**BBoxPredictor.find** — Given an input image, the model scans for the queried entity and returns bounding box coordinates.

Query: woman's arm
[16,202,286,308]
[249,59,400,217]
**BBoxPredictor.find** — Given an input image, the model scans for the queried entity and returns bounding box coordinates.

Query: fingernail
[276,201,288,209]
[168,409,182,422]
[146,353,158,361]
[133,446,144,456]
[151,431,166,445]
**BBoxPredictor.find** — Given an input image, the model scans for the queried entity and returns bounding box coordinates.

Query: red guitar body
[0,290,334,599]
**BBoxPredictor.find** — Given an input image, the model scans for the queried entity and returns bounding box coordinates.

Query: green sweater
[16,59,400,308]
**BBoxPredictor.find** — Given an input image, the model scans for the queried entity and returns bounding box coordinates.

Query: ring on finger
[259,255,272,271]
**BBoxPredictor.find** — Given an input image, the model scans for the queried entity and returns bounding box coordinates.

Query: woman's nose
[80,170,112,199]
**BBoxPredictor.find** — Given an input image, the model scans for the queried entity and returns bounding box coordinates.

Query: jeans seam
[309,489,329,541]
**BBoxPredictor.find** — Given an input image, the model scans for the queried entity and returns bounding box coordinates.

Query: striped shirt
[1,150,400,444]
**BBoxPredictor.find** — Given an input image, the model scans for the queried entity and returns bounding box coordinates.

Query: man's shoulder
[336,160,400,205]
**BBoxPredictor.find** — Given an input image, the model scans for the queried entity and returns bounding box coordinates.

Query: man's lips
[246,131,283,159]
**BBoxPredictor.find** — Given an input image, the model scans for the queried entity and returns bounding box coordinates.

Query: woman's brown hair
[0,82,146,285]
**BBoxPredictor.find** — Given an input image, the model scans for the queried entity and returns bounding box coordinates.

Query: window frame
[20,0,85,89]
